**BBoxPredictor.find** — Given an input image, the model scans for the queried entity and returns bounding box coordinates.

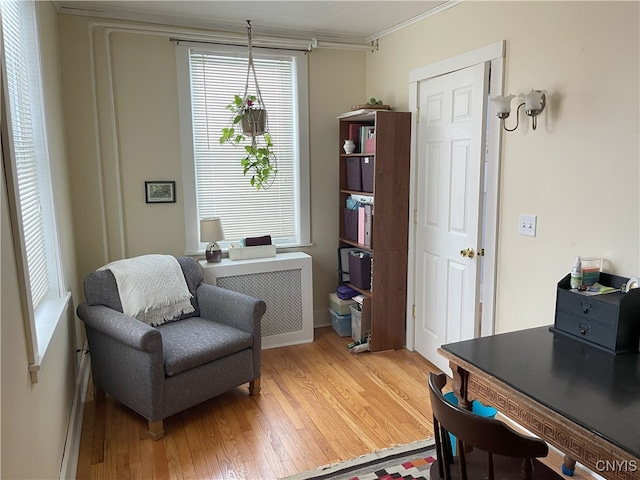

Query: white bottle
[570,256,583,289]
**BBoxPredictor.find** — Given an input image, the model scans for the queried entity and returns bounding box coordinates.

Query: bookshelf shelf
[339,153,375,158]
[338,237,371,252]
[337,110,411,352]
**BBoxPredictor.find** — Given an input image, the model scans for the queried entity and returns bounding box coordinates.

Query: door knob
[460,247,475,258]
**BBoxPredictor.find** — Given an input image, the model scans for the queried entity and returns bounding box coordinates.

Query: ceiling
[54,1,457,44]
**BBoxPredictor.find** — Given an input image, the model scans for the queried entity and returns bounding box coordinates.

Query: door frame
[406,41,505,350]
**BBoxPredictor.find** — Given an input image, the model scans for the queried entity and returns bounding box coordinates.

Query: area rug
[282,438,437,480]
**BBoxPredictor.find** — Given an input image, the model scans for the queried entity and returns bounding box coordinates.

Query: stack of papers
[574,283,618,296]
[352,294,366,306]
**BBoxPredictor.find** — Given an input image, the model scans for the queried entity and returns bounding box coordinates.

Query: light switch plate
[519,214,537,237]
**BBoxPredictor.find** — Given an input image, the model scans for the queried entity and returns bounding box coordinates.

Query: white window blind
[2,0,68,380]
[1,0,54,309]
[189,49,297,244]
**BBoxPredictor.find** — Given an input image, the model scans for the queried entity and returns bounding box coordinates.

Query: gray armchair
[77,256,266,439]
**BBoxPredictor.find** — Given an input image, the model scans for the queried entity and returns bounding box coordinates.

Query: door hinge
[414,209,418,224]
[415,107,420,122]
[412,304,416,318]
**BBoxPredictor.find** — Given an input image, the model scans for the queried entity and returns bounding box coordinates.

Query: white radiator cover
[199,252,314,349]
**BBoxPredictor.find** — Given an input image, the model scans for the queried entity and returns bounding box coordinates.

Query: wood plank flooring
[76,327,437,479]
[75,326,593,480]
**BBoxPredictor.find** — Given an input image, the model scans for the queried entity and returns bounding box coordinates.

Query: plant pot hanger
[240,21,268,137]
[219,20,277,190]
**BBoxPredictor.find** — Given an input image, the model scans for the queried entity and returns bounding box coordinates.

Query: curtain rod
[170,35,377,53]
[171,37,311,53]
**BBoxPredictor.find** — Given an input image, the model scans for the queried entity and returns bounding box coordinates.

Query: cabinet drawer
[554,311,617,350]
[556,290,618,327]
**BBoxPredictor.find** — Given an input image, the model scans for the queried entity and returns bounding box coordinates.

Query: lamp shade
[519,89,547,114]
[200,217,225,243]
[491,94,515,116]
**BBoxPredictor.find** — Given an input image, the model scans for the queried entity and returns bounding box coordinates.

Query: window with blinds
[178,44,310,252]
[2,0,68,379]
[1,0,59,310]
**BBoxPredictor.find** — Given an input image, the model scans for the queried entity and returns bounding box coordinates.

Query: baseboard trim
[59,349,91,480]
[314,308,331,328]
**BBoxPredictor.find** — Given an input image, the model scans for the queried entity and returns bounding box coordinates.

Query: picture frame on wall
[145,181,176,203]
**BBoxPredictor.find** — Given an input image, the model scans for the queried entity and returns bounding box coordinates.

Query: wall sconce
[491,89,547,132]
[200,217,225,262]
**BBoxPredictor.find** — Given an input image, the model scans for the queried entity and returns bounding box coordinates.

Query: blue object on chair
[444,392,498,455]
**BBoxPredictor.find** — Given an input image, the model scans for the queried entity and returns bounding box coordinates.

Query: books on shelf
[346,123,375,154]
[363,126,375,153]
[345,195,373,247]
[364,204,372,247]
[359,125,375,154]
[357,204,373,247]
[348,123,365,153]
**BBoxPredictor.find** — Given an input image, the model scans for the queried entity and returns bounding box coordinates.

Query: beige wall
[58,15,367,321]
[1,2,82,478]
[307,49,367,323]
[366,0,640,333]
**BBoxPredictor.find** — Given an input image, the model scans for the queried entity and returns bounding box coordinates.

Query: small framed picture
[145,181,176,204]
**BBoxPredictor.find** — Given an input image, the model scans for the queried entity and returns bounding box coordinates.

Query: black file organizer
[551,272,640,353]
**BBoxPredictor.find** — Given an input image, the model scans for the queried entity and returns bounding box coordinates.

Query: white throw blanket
[98,254,195,326]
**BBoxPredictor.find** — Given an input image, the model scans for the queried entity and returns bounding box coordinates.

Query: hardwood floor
[75,326,594,480]
[76,327,437,479]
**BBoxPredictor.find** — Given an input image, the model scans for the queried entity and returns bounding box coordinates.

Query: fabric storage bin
[330,310,351,337]
[361,156,374,193]
[343,208,358,242]
[348,251,372,290]
[329,292,356,315]
[346,157,362,191]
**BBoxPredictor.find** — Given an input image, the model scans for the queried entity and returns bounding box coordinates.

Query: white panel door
[414,62,489,375]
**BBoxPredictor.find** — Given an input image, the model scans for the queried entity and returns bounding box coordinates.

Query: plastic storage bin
[444,392,497,454]
[329,293,356,316]
[350,304,371,342]
[330,310,352,337]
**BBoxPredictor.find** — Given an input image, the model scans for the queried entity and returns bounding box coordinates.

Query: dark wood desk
[439,326,640,480]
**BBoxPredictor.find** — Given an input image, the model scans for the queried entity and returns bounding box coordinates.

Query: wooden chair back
[429,372,550,480]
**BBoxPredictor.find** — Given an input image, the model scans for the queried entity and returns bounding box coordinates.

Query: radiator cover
[200,252,314,349]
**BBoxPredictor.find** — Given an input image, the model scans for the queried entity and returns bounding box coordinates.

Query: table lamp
[200,217,225,262]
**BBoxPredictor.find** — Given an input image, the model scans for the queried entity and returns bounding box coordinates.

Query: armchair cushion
[158,317,253,376]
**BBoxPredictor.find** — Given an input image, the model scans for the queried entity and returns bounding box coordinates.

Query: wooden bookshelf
[338,110,411,351]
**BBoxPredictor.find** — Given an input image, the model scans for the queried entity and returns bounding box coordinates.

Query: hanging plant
[220,95,266,137]
[219,22,277,190]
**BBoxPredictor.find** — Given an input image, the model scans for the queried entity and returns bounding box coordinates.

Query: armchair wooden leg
[249,377,261,395]
[148,420,165,440]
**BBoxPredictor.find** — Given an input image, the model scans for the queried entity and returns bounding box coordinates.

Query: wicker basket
[350,104,391,111]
